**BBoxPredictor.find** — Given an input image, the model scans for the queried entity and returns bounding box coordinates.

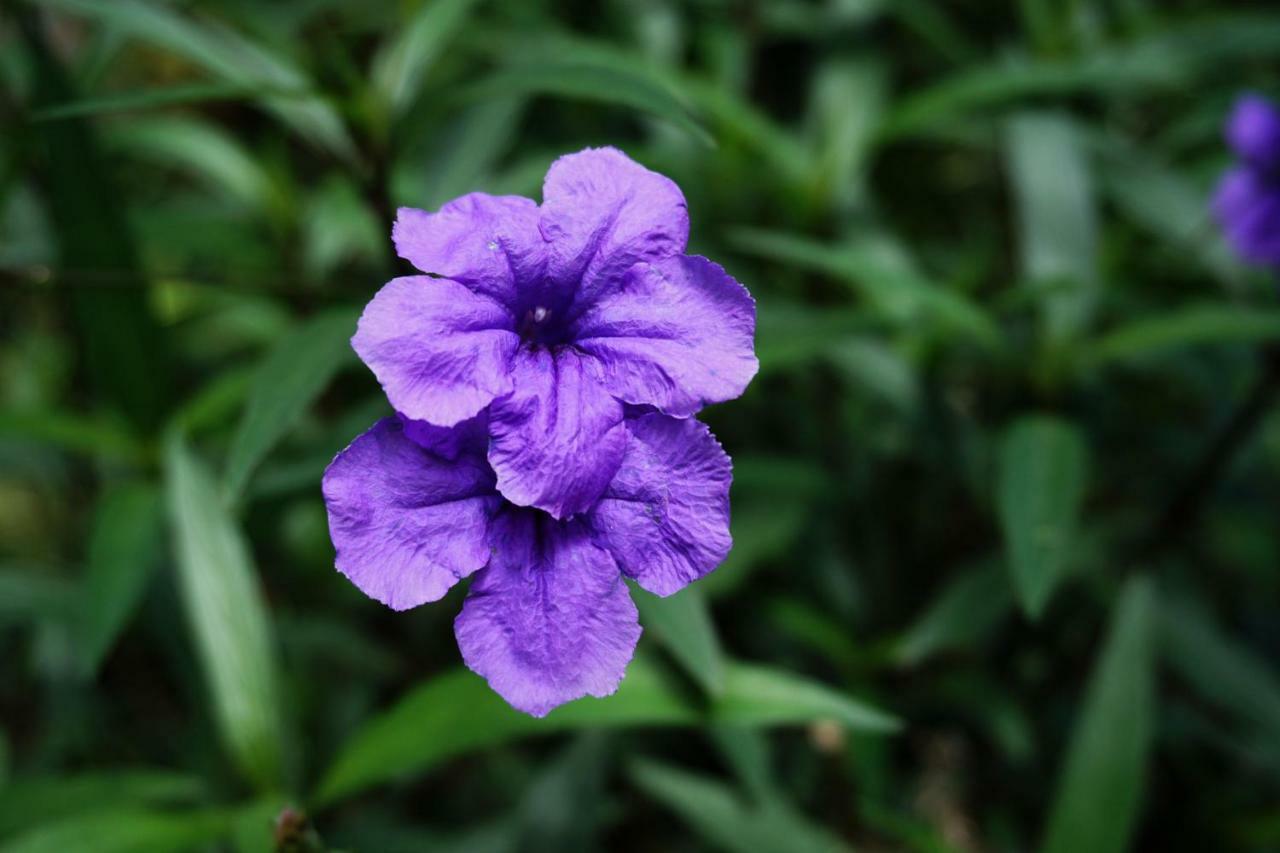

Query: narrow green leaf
[78,483,164,677]
[1005,113,1099,343]
[997,416,1089,618]
[107,116,276,211]
[464,60,712,147]
[223,309,358,499]
[0,410,146,464]
[30,0,357,162]
[0,771,203,838]
[1093,134,1242,288]
[630,760,853,853]
[714,662,900,733]
[314,654,694,806]
[315,654,897,806]
[18,10,172,430]
[807,58,886,208]
[32,83,277,121]
[1041,576,1156,853]
[372,0,482,117]
[1161,594,1280,741]
[632,585,725,695]
[164,436,284,790]
[0,807,232,853]
[894,564,1013,665]
[1084,305,1280,368]
[728,227,999,346]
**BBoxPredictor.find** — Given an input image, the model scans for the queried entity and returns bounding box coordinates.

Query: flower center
[518,305,569,347]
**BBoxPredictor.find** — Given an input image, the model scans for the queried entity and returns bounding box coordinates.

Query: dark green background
[3,1,1280,851]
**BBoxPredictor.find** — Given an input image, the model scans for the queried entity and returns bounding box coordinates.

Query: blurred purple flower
[352,147,758,519]
[322,413,733,716]
[1213,94,1280,269]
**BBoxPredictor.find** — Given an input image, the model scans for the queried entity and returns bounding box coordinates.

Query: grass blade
[1041,576,1156,853]
[632,584,725,695]
[223,309,358,500]
[164,435,284,791]
[78,483,164,677]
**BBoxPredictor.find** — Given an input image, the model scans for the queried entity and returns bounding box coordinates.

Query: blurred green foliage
[2,0,1280,850]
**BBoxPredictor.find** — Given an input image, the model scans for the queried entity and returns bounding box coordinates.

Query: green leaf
[0,807,232,853]
[0,771,203,838]
[997,416,1089,618]
[315,654,897,806]
[1084,305,1280,368]
[464,60,712,147]
[106,116,276,212]
[30,0,357,162]
[806,58,886,209]
[632,585,726,695]
[371,0,482,118]
[714,662,900,733]
[1041,576,1156,853]
[0,410,146,464]
[164,435,284,791]
[31,82,274,122]
[223,309,358,499]
[314,654,694,806]
[894,564,1013,666]
[1005,113,1099,343]
[1161,593,1280,742]
[629,760,853,853]
[0,567,77,627]
[1093,134,1242,288]
[18,11,172,431]
[754,300,878,376]
[728,227,999,347]
[78,483,164,677]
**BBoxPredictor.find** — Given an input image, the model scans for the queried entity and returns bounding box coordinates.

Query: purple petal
[322,418,498,610]
[540,147,689,314]
[1225,94,1280,172]
[393,194,544,307]
[572,255,758,417]
[352,276,519,426]
[455,510,641,717]
[1213,166,1280,268]
[487,346,627,519]
[398,412,488,461]
[588,414,732,596]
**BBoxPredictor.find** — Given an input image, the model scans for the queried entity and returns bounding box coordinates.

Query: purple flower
[352,147,758,519]
[322,412,733,716]
[1213,94,1280,269]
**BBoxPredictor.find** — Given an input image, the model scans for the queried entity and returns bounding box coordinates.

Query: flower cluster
[1214,94,1280,270]
[322,148,758,716]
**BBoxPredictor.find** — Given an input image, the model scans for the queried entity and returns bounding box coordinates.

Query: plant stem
[1147,343,1280,551]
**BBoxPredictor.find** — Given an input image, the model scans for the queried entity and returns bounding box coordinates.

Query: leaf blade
[1041,576,1156,853]
[164,435,284,791]
[223,308,358,499]
[997,416,1089,618]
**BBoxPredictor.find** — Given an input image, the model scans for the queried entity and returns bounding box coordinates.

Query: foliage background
[3,0,1280,850]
